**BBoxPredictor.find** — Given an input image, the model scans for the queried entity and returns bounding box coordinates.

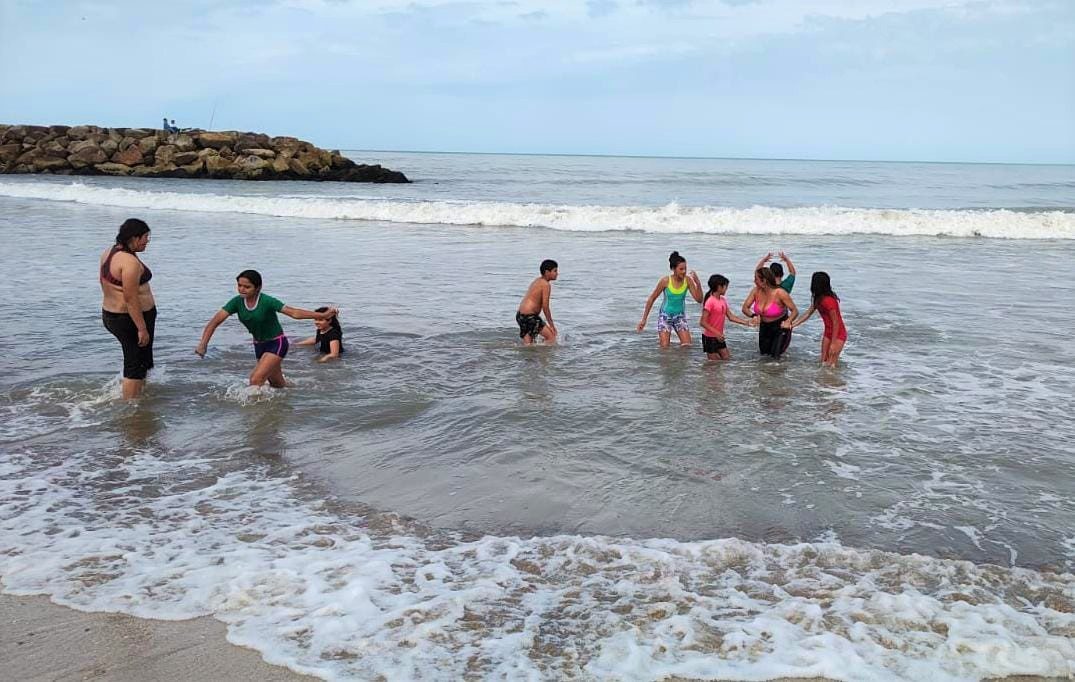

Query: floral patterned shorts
[657,311,689,333]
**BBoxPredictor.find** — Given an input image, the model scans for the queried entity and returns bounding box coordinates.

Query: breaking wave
[1,181,1073,239]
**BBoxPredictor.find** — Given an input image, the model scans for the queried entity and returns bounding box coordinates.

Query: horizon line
[339,148,1075,168]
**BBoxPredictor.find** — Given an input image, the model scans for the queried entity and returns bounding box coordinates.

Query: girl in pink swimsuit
[700,274,756,360]
[790,271,847,367]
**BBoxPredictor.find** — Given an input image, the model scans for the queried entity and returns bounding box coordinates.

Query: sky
[0,0,1072,163]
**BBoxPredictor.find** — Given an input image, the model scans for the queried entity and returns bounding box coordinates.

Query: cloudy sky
[1,0,1072,162]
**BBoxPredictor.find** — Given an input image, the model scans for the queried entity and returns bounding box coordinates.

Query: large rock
[194,132,235,149]
[204,155,233,178]
[94,162,132,176]
[287,158,309,176]
[68,145,109,168]
[113,146,145,166]
[33,156,69,171]
[138,136,159,155]
[132,162,177,178]
[240,148,276,159]
[2,125,27,144]
[172,150,199,165]
[178,159,204,176]
[172,134,195,152]
[236,133,270,150]
[154,144,177,165]
[271,156,290,175]
[0,143,22,164]
[68,139,101,155]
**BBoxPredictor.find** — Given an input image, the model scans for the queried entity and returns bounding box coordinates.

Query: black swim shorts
[102,307,157,380]
[516,311,546,340]
[702,335,727,353]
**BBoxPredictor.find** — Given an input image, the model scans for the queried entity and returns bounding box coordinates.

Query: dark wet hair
[704,274,729,304]
[811,271,838,305]
[236,269,262,289]
[668,251,686,270]
[315,306,342,334]
[755,267,777,288]
[115,218,150,250]
[540,259,558,274]
[770,262,784,278]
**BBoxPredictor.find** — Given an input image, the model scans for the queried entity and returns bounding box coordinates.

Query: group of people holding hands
[100,218,846,402]
[518,250,846,365]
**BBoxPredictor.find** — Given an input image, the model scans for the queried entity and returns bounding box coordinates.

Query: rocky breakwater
[0,124,409,183]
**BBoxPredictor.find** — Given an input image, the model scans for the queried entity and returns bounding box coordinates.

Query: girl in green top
[195,269,336,388]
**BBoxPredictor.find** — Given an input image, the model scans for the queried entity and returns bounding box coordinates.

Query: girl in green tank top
[637,251,703,348]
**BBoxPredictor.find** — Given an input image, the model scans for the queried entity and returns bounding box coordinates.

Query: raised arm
[754,252,773,272]
[637,277,667,331]
[195,309,231,356]
[779,251,796,276]
[687,270,703,303]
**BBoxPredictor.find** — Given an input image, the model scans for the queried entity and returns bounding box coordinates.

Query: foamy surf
[1,444,1072,681]
[1,181,1073,239]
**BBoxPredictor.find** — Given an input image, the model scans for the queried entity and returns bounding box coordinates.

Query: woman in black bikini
[100,218,156,399]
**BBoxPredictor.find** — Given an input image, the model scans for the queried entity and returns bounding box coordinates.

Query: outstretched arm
[725,306,755,327]
[295,336,318,347]
[282,305,337,321]
[195,309,230,356]
[779,251,796,276]
[637,278,667,331]
[791,304,816,329]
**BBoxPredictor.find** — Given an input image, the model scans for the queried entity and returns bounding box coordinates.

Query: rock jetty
[0,124,408,183]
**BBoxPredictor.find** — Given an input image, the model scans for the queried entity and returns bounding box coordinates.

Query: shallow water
[1,156,1074,680]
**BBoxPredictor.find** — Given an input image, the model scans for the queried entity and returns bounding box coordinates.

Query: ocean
[1,152,1073,680]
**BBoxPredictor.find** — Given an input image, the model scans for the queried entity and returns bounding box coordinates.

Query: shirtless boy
[516,259,558,345]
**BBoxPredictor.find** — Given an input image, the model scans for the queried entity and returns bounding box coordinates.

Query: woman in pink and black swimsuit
[742,267,798,358]
[791,271,847,367]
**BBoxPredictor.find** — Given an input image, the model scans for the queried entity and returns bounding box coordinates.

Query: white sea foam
[1,181,1073,239]
[2,445,1073,681]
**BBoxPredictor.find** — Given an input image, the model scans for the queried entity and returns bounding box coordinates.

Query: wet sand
[0,594,313,681]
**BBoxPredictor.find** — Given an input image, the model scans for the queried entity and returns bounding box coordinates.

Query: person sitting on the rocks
[161,117,171,133]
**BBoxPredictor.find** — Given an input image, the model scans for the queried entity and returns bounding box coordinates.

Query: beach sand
[1,594,1062,681]
[0,594,313,681]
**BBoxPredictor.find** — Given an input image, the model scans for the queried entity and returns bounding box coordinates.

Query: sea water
[0,153,1073,680]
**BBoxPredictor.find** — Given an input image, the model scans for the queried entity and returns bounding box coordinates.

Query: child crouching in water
[700,274,755,360]
[296,307,344,362]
